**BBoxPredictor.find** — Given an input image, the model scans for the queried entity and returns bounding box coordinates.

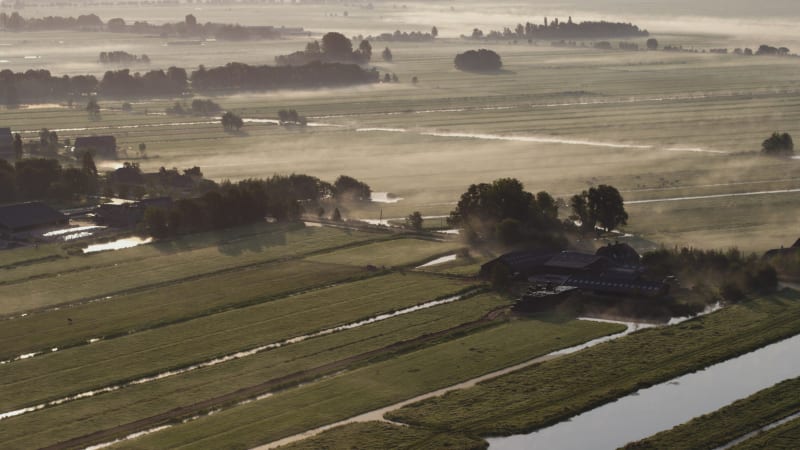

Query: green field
[306,237,463,267]
[109,316,622,450]
[733,417,800,450]
[387,292,800,437]
[626,376,800,449]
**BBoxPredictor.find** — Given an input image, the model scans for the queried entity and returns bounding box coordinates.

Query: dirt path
[254,319,640,450]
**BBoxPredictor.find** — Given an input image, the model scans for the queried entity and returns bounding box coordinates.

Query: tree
[321,32,353,57]
[121,102,133,112]
[646,38,659,50]
[185,14,197,28]
[382,47,393,62]
[333,175,371,202]
[12,133,22,160]
[587,184,628,232]
[138,142,147,158]
[81,151,98,178]
[144,207,169,238]
[570,191,594,232]
[357,39,372,62]
[406,211,423,231]
[761,132,794,156]
[454,49,502,71]
[86,98,101,120]
[331,207,342,222]
[221,111,244,131]
[412,76,419,84]
[431,26,439,38]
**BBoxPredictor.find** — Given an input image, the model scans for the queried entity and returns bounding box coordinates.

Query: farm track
[0,232,393,321]
[39,306,505,450]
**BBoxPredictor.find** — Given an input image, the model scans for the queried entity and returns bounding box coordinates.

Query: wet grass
[0,272,473,412]
[386,292,800,437]
[305,237,463,268]
[0,260,367,361]
[732,416,800,450]
[278,421,488,450]
[0,292,507,449]
[626,376,800,449]
[109,316,623,450]
[0,224,382,315]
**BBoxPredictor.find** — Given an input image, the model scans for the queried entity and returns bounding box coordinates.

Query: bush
[454,49,502,71]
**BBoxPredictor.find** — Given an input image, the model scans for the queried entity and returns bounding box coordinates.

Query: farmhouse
[481,246,669,298]
[764,238,800,259]
[73,135,117,159]
[0,127,14,160]
[0,202,68,237]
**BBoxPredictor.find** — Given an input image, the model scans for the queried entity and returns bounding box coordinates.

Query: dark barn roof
[545,252,608,271]
[479,250,557,277]
[74,135,117,159]
[0,202,67,232]
[764,238,800,259]
[596,242,641,267]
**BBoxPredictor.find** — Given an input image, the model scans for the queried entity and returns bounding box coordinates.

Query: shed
[74,135,117,159]
[0,202,68,234]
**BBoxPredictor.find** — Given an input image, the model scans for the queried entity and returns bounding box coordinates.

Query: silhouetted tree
[406,211,424,231]
[761,132,794,156]
[588,184,628,232]
[86,98,101,120]
[382,47,393,62]
[333,175,371,202]
[431,26,438,38]
[454,49,502,71]
[221,111,244,131]
[321,32,353,57]
[646,38,659,50]
[331,207,342,222]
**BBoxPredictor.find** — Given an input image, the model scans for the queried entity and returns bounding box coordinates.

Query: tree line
[0,155,98,204]
[0,60,378,105]
[99,51,151,64]
[364,27,438,42]
[466,17,648,41]
[275,32,373,66]
[143,173,372,237]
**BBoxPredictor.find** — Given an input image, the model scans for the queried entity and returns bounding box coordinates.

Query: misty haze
[0,1,799,449]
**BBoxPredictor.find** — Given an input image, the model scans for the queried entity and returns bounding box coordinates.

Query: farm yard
[2,0,800,448]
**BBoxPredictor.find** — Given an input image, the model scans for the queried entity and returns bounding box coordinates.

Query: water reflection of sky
[489,333,800,450]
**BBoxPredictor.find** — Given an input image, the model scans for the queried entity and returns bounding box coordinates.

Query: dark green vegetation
[468,16,649,40]
[762,131,794,156]
[454,49,503,72]
[387,292,800,437]
[280,421,487,450]
[625,376,800,449]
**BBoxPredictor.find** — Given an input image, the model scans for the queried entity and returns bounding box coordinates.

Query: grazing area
[2,0,800,448]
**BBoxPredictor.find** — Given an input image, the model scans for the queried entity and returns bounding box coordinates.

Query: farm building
[0,127,14,160]
[481,246,669,298]
[0,202,68,237]
[73,135,117,159]
[764,238,800,259]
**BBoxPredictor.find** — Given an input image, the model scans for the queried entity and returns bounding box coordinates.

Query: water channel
[488,333,800,450]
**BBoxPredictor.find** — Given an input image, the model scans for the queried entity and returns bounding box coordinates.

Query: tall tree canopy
[761,132,794,156]
[571,184,628,232]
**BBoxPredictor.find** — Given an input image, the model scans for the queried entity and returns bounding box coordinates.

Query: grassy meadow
[1,1,800,449]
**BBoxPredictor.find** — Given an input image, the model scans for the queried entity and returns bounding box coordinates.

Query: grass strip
[386,292,800,437]
[0,273,472,412]
[732,416,800,450]
[106,318,622,450]
[625,376,800,449]
[279,421,487,450]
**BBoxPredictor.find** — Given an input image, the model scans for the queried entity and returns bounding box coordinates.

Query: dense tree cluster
[99,51,150,64]
[275,32,372,65]
[278,109,307,126]
[99,67,188,97]
[643,247,778,301]
[570,184,628,233]
[0,12,102,31]
[0,156,98,203]
[142,173,365,237]
[221,112,244,131]
[333,175,371,202]
[191,61,379,92]
[448,178,563,246]
[761,132,794,156]
[466,17,648,41]
[454,49,503,72]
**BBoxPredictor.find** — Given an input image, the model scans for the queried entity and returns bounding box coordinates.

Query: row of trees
[366,27,437,42]
[0,60,379,105]
[143,173,371,237]
[466,17,648,41]
[99,51,151,64]
[166,99,222,116]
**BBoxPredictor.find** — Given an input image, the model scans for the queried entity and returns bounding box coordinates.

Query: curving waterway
[487,332,800,450]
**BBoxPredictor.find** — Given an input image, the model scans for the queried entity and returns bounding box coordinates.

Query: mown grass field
[0,292,508,449]
[626,376,800,449]
[109,316,623,450]
[0,271,472,412]
[279,421,487,450]
[387,291,800,436]
[305,237,463,267]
